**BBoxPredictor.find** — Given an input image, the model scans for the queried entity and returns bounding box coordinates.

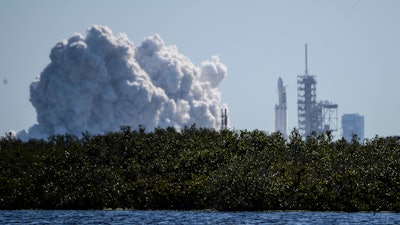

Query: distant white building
[275,77,287,138]
[342,114,364,141]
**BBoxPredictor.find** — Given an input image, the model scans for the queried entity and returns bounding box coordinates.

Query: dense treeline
[1,126,400,211]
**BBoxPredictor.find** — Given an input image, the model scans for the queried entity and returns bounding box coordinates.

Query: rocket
[275,77,287,138]
[277,77,287,107]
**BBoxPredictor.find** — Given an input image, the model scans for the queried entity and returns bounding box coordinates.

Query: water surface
[1,210,400,224]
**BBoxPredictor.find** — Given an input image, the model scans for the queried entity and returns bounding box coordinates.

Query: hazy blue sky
[1,0,400,138]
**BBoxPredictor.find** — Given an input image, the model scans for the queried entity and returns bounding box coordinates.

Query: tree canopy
[1,126,400,211]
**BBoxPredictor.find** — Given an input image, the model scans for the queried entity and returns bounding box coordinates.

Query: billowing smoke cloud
[17,25,227,140]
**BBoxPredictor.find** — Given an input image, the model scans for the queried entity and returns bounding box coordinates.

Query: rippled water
[1,210,400,224]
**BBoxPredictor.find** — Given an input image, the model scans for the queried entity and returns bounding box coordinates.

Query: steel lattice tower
[297,44,338,137]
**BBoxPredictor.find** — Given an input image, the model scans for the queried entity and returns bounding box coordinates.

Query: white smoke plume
[17,25,227,140]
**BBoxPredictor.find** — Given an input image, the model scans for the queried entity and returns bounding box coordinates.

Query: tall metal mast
[221,108,228,129]
[305,44,308,75]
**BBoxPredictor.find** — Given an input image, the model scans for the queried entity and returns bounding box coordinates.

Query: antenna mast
[305,43,308,75]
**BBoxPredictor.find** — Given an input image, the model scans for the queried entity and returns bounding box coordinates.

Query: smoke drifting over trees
[17,25,227,140]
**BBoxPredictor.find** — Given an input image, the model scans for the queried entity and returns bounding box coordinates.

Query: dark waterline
[1,210,400,224]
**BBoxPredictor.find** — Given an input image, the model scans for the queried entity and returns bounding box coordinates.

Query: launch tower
[297,44,338,136]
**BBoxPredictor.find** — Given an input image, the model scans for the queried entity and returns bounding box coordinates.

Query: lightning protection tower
[221,108,228,129]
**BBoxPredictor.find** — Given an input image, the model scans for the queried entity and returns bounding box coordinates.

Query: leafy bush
[1,126,400,211]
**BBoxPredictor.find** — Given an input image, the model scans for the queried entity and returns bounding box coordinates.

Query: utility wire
[224,0,320,94]
[311,0,361,65]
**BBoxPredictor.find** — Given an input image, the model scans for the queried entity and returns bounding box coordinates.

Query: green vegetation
[1,126,400,211]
